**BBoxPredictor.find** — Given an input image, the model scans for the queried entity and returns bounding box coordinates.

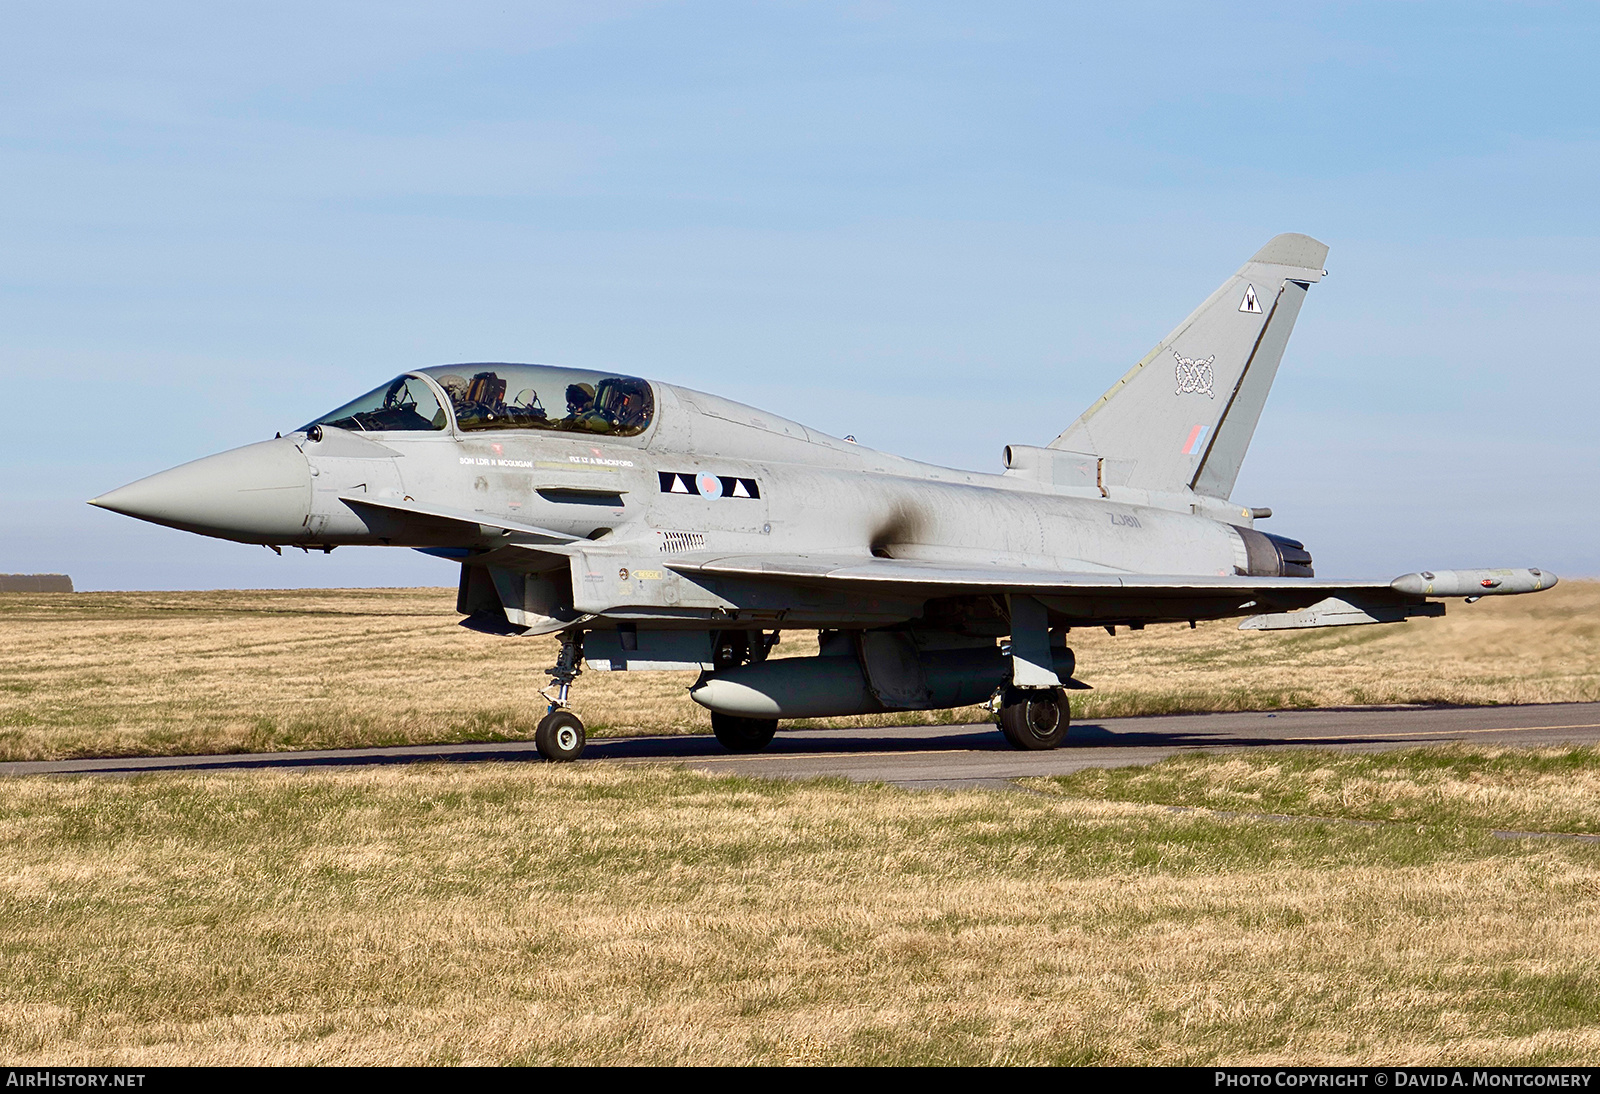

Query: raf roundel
[656,471,761,498]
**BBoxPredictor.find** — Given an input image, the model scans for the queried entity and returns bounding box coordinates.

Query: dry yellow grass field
[3,750,1600,1065]
[5,585,1600,1063]
[1,581,1596,761]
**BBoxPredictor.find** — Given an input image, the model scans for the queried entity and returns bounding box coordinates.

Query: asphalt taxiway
[6,702,1600,790]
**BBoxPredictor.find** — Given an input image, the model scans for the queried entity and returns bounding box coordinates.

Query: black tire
[997,686,1069,750]
[711,712,778,753]
[536,710,586,761]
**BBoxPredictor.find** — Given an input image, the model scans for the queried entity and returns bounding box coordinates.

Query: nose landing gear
[537,632,586,761]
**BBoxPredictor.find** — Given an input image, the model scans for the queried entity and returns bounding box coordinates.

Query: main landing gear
[707,630,779,753]
[710,712,778,753]
[996,685,1070,750]
[537,632,586,761]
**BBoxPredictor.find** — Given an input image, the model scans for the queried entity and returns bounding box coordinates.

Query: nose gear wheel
[536,709,586,761]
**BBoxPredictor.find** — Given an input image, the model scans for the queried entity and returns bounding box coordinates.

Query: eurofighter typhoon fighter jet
[91,234,1556,760]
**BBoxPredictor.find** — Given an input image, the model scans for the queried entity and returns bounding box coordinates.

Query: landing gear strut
[996,685,1069,750]
[707,631,780,752]
[537,632,586,761]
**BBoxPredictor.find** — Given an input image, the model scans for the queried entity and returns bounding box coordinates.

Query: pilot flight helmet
[566,382,595,411]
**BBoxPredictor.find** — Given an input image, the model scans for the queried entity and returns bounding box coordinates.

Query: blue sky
[3,1,1596,588]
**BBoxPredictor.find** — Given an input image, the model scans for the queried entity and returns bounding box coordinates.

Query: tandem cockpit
[301,363,656,438]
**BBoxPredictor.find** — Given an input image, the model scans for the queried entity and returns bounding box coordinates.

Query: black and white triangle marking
[658,472,761,499]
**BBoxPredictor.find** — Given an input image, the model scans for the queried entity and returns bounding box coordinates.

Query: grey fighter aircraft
[90,233,1556,760]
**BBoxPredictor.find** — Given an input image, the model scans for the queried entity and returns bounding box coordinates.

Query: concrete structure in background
[0,574,74,592]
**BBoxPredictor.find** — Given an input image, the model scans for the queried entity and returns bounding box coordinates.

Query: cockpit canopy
[303,363,655,437]
[422,364,654,436]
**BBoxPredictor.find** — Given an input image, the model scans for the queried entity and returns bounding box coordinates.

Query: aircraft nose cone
[89,438,312,543]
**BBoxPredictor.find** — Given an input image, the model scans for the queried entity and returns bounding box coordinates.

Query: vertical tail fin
[1049,233,1328,499]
